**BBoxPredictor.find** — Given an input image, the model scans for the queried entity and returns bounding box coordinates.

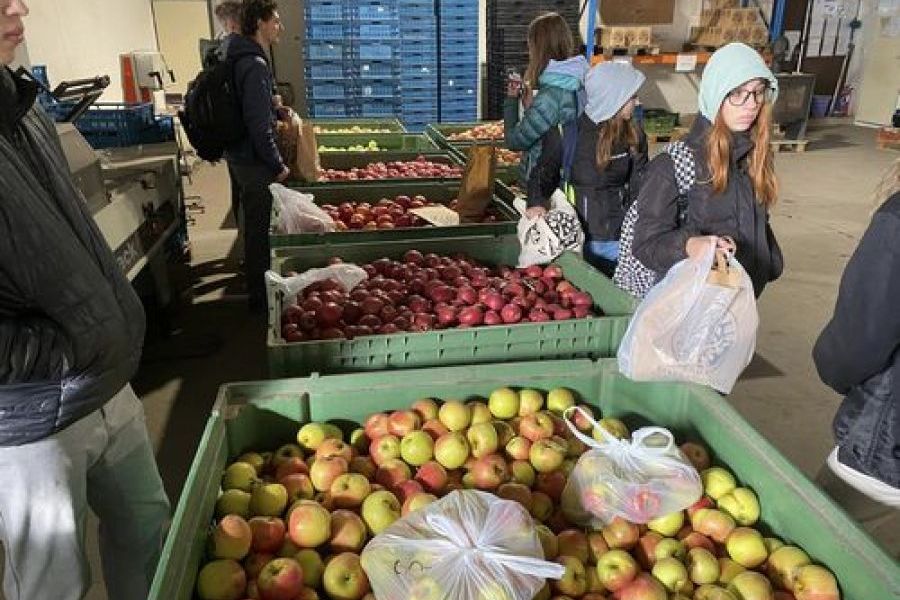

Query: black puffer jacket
[0,68,145,447]
[814,192,900,488]
[632,116,783,296]
[571,113,648,240]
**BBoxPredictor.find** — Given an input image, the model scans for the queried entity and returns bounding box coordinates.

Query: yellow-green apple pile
[195,388,841,600]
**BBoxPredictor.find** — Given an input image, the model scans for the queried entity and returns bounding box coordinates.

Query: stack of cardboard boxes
[596,26,654,50]
[691,0,769,48]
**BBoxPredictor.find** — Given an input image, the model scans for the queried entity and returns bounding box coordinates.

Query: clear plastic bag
[361,490,565,600]
[265,264,367,303]
[617,238,758,393]
[561,407,702,527]
[516,189,584,268]
[269,183,336,234]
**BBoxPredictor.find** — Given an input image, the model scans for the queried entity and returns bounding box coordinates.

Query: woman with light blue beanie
[621,43,784,298]
[571,61,648,277]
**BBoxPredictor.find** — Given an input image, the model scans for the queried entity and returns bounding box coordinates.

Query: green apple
[478,582,514,600]
[400,430,435,466]
[510,459,536,487]
[361,490,401,535]
[530,490,553,522]
[323,552,370,600]
[529,438,566,473]
[652,556,689,593]
[647,511,685,537]
[288,500,332,548]
[553,555,588,597]
[369,434,401,467]
[725,527,768,568]
[295,548,325,588]
[717,487,760,526]
[546,387,576,415]
[701,467,737,500]
[309,456,349,493]
[434,432,470,469]
[488,387,520,419]
[196,559,246,600]
[411,398,440,421]
[595,549,639,592]
[438,400,472,431]
[536,524,558,559]
[792,564,840,600]
[717,558,747,585]
[519,412,555,442]
[222,462,259,492]
[249,483,288,518]
[765,545,810,590]
[211,514,252,560]
[468,401,493,425]
[408,576,442,600]
[402,491,438,515]
[467,422,499,458]
[297,422,328,451]
[695,584,739,600]
[323,423,344,442]
[235,452,266,474]
[764,537,784,554]
[654,537,686,562]
[349,428,369,454]
[329,473,372,509]
[518,388,545,415]
[688,547,721,585]
[216,489,251,519]
[726,571,773,600]
[593,418,629,441]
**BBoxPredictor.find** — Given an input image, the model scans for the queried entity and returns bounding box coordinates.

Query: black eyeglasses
[726,86,774,107]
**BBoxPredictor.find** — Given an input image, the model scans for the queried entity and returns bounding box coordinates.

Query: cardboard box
[599,26,653,48]
[601,0,674,25]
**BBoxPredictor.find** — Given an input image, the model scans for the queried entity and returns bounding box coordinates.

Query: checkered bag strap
[665,141,696,224]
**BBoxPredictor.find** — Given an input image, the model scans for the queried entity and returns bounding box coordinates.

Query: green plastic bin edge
[310,117,406,133]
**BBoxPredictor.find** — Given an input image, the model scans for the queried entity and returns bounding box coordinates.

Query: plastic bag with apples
[266,263,367,304]
[561,407,702,527]
[270,183,336,235]
[360,489,565,600]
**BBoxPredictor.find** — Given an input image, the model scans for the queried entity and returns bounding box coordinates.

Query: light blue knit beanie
[699,43,779,121]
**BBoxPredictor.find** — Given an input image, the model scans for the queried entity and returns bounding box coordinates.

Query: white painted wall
[854,1,900,125]
[153,1,211,95]
[21,0,158,102]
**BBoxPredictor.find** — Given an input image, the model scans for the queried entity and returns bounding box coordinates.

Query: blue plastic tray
[360,99,401,117]
[357,42,396,60]
[360,82,399,98]
[305,60,348,79]
[306,81,355,100]
[354,4,398,20]
[356,61,400,78]
[306,23,345,39]
[306,41,345,60]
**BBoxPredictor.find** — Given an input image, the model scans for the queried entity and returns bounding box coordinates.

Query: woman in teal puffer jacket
[504,12,588,218]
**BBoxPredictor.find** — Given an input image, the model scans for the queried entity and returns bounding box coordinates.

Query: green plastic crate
[295,151,464,186]
[310,117,406,133]
[425,123,520,185]
[266,235,637,376]
[148,359,900,600]
[316,133,438,152]
[270,181,518,247]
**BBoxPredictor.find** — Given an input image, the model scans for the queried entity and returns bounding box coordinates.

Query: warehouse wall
[21,0,159,102]
[855,8,900,126]
[153,0,211,95]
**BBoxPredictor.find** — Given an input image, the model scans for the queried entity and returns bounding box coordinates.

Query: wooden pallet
[876,127,900,150]
[599,45,661,58]
[770,138,808,152]
[689,43,768,53]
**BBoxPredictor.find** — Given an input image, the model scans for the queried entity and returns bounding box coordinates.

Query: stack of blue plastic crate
[398,0,438,131]
[349,0,403,119]
[438,0,478,123]
[304,0,356,117]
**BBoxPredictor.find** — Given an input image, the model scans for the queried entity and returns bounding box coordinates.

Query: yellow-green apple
[275,457,309,482]
[414,461,448,494]
[421,419,449,441]
[564,436,588,459]
[691,508,736,544]
[471,454,511,489]
[297,423,328,452]
[278,538,301,558]
[553,555,588,597]
[349,428,369,454]
[615,573,667,600]
[467,422,500,458]
[511,460,536,487]
[585,564,605,593]
[765,546,810,590]
[434,432,470,469]
[586,531,609,564]
[596,549,639,592]
[682,531,716,553]
[412,398,440,421]
[530,490,554,522]
[237,452,267,474]
[488,387,520,419]
[717,488,760,527]
[323,552,370,600]
[388,409,421,437]
[248,516,286,554]
[310,456,349,493]
[469,401,493,425]
[243,551,274,579]
[506,436,532,460]
[223,462,260,493]
[701,468,737,500]
[438,400,472,431]
[520,412,555,442]
[546,387,576,415]
[196,559,246,600]
[294,548,325,588]
[765,538,785,554]
[296,586,320,600]
[375,458,412,488]
[273,444,305,468]
[330,473,371,509]
[688,547,721,585]
[281,473,316,503]
[323,423,343,441]
[402,491,438,515]
[478,582,514,600]
[401,430,435,466]
[727,571,774,600]
[530,439,566,473]
[363,413,390,440]
[792,565,839,600]
[393,479,424,503]
[462,472,477,488]
[635,531,663,569]
[518,388,545,416]
[288,500,332,548]
[316,439,353,462]
[718,558,747,584]
[726,527,768,568]
[536,524,559,559]
[369,435,401,467]
[654,538,686,561]
[695,584,739,600]
[361,490,401,534]
[533,582,552,600]
[680,442,711,471]
[593,418,629,441]
[250,484,288,518]
[257,557,304,600]
[349,456,377,480]
[212,514,253,560]
[653,556,690,593]
[497,482,533,511]
[408,576,442,600]
[329,509,367,553]
[556,529,590,564]
[216,489,252,519]
[601,517,640,550]
[535,470,567,502]
[647,511,684,537]
[492,420,516,447]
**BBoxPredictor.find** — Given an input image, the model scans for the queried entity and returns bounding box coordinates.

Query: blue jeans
[583,240,619,277]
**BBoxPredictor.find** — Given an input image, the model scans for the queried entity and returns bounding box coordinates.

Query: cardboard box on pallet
[598,25,653,48]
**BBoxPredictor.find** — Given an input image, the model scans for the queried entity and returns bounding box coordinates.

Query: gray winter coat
[0,67,145,447]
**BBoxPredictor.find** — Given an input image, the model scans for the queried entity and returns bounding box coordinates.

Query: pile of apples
[496,148,522,166]
[313,126,393,134]
[195,388,841,600]
[447,122,504,141]
[318,195,502,231]
[318,157,463,182]
[279,253,597,343]
[318,141,383,153]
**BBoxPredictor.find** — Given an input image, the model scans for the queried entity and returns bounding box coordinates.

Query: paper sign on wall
[675,53,698,72]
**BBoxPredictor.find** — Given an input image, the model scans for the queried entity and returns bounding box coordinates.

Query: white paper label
[410,206,461,226]
[676,53,698,72]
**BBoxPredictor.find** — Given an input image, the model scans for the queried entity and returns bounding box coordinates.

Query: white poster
[806,36,823,56]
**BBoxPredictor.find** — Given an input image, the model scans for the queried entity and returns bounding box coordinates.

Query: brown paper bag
[454,144,497,222]
[276,115,320,182]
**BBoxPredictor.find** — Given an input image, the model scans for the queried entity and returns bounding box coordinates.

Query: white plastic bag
[516,189,584,268]
[361,490,565,600]
[265,264,367,303]
[617,238,758,393]
[269,183,335,234]
[561,407,702,527]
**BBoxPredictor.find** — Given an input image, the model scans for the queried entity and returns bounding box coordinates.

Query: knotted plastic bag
[561,407,702,527]
[266,264,367,305]
[269,183,336,234]
[361,490,565,600]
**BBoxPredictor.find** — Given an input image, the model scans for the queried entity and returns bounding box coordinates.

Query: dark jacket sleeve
[628,128,649,203]
[631,154,691,273]
[813,205,900,394]
[526,127,563,208]
[504,92,559,152]
[0,317,72,384]
[235,56,285,176]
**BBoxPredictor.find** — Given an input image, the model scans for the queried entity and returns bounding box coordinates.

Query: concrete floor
[3,122,897,600]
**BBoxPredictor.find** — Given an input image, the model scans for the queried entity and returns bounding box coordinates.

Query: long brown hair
[525,13,574,89]
[706,101,778,208]
[595,113,639,170]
